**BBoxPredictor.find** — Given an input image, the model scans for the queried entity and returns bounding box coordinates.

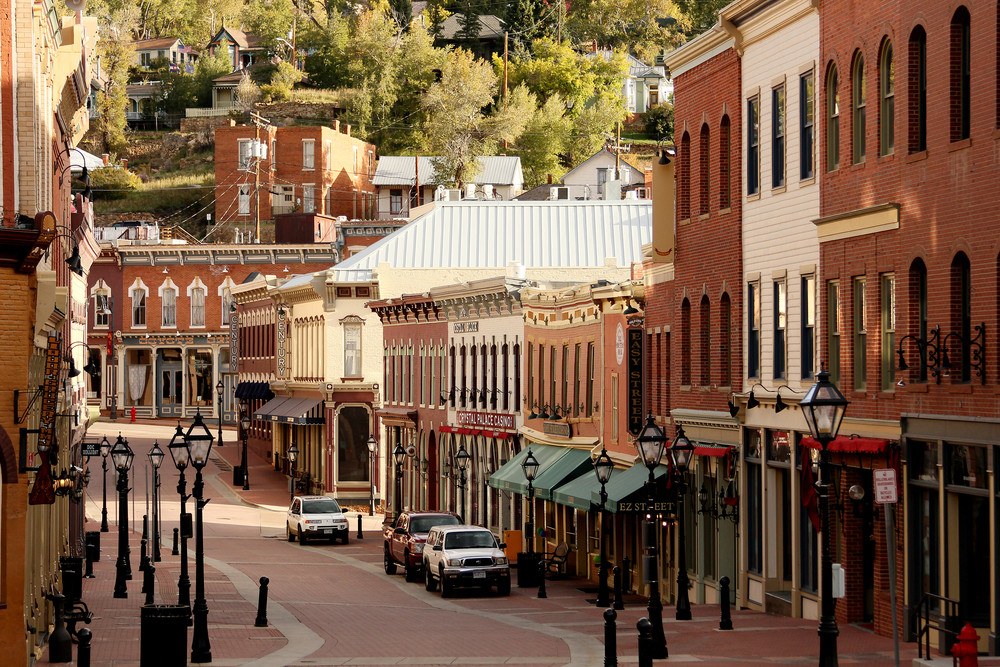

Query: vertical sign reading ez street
[627,327,644,436]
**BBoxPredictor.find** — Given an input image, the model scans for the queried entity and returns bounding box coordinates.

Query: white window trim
[129,277,149,330]
[90,279,111,330]
[238,139,252,170]
[218,277,236,327]
[158,277,179,329]
[302,139,315,171]
[238,185,250,215]
[187,277,207,329]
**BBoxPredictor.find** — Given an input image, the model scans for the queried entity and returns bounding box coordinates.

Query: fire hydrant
[130,406,136,423]
[952,622,980,667]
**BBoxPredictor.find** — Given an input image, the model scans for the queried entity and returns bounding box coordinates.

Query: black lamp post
[287,442,299,502]
[239,407,251,490]
[521,450,539,556]
[111,434,134,599]
[800,367,849,667]
[635,414,668,659]
[167,421,192,609]
[366,435,377,516]
[392,443,405,520]
[593,448,614,608]
[99,436,111,532]
[148,441,164,563]
[186,411,215,664]
[668,426,695,621]
[454,443,471,520]
[215,380,224,447]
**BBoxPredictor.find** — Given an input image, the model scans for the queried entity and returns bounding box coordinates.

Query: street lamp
[366,435,377,516]
[287,442,299,502]
[148,441,164,563]
[593,448,614,608]
[668,426,694,621]
[215,380,224,447]
[167,421,192,609]
[635,414,668,659]
[111,433,134,599]
[99,436,111,532]
[800,367,849,667]
[392,443,405,521]
[454,443,471,519]
[185,410,215,664]
[239,407,251,491]
[521,450,539,555]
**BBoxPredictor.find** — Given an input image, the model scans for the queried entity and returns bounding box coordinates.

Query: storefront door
[156,349,183,418]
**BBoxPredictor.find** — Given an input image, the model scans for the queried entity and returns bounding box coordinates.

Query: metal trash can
[233,465,244,486]
[85,531,101,563]
[59,556,83,602]
[140,604,190,666]
[517,552,541,588]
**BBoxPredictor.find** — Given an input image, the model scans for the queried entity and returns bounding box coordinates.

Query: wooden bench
[542,542,571,577]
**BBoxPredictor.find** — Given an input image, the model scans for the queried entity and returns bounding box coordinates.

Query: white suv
[286,495,350,545]
[422,525,510,597]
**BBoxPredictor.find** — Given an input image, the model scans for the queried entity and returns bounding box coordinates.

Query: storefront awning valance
[377,408,418,427]
[481,429,512,439]
[266,397,324,424]
[254,396,290,420]
[234,381,274,401]
[800,436,890,453]
[601,462,669,513]
[530,448,595,500]
[551,470,602,511]
[487,443,567,496]
[694,444,731,457]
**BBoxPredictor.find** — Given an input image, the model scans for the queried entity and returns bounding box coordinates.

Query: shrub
[89,166,142,200]
[643,103,674,142]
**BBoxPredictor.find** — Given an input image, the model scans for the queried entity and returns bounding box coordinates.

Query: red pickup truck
[383,511,461,582]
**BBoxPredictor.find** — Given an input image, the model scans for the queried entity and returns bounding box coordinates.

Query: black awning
[235,381,274,401]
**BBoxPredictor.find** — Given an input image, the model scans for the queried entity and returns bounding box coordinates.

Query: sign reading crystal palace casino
[455,411,516,431]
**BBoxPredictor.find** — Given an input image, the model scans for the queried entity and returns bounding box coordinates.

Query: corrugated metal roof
[329,200,651,282]
[372,156,522,186]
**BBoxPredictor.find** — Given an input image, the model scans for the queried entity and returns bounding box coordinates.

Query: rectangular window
[389,189,403,215]
[302,139,315,169]
[191,287,205,327]
[801,275,815,379]
[368,150,374,179]
[561,345,569,416]
[162,288,176,328]
[132,289,146,327]
[220,288,232,327]
[344,322,362,377]
[573,343,581,417]
[746,430,762,575]
[537,345,545,412]
[748,281,760,378]
[238,186,250,215]
[270,139,276,171]
[773,280,787,380]
[238,139,252,170]
[303,185,315,213]
[853,277,867,390]
[880,273,895,391]
[586,342,595,417]
[800,71,814,179]
[549,346,556,412]
[827,281,840,385]
[747,96,760,195]
[772,85,785,188]
[95,294,109,328]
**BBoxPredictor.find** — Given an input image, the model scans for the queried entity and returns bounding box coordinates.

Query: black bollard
[603,608,618,667]
[719,576,733,630]
[84,552,95,579]
[77,627,92,667]
[143,565,155,604]
[612,565,624,610]
[139,514,149,573]
[622,556,631,592]
[357,514,364,540]
[537,559,547,599]
[255,576,269,627]
[636,617,652,667]
[48,593,73,663]
[172,527,179,556]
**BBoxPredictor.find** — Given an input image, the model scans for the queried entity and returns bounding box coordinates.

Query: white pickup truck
[422,525,510,597]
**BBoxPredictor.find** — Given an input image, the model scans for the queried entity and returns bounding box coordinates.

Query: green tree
[191,48,233,107]
[505,0,545,49]
[93,8,137,156]
[388,0,412,29]
[564,0,672,62]
[241,0,296,57]
[670,0,729,39]
[511,91,571,185]
[300,14,350,90]
[643,100,673,142]
[260,61,303,101]
[457,2,480,41]
[567,95,624,164]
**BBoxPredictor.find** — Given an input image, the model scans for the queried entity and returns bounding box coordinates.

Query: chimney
[334,119,340,132]
[121,159,128,169]
[101,153,109,165]
[345,124,351,137]
[592,39,598,53]
[547,174,552,184]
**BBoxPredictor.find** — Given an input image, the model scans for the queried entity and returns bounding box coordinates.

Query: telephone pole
[249,111,271,244]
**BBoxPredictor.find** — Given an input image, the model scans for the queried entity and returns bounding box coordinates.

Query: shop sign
[616,500,675,514]
[453,321,479,333]
[543,421,571,438]
[456,411,514,430]
[229,310,239,372]
[82,440,100,457]
[276,308,287,377]
[126,333,227,346]
[29,334,60,505]
[627,328,644,436]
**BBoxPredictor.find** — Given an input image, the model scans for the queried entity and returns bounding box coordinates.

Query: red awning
[439,425,459,434]
[801,436,890,453]
[481,430,512,439]
[694,444,730,457]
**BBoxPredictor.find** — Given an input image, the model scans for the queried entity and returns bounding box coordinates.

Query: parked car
[286,495,350,544]
[383,511,461,581]
[422,525,510,597]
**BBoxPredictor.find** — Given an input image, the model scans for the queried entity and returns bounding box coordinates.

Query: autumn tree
[93,6,137,156]
[511,92,571,185]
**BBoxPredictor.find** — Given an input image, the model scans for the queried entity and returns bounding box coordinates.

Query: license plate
[473,571,486,579]
[321,529,331,534]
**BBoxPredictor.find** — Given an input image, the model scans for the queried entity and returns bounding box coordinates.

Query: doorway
[157,348,183,418]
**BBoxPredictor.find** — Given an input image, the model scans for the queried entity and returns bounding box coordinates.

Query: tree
[505,0,545,49]
[388,0,412,29]
[260,61,303,102]
[192,48,233,107]
[511,91,571,185]
[670,0,729,39]
[564,0,673,62]
[93,7,137,156]
[300,15,350,90]
[567,95,626,165]
[241,0,296,57]
[457,1,480,41]
[235,71,262,114]
[643,100,673,142]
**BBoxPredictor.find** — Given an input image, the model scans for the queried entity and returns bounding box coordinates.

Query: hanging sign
[29,334,60,505]
[276,308,287,377]
[229,310,239,372]
[627,328,644,436]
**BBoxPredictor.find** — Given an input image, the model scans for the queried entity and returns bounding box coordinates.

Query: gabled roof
[372,155,522,186]
[436,13,505,40]
[208,27,263,50]
[561,147,646,183]
[132,37,182,51]
[328,200,651,282]
[584,50,667,79]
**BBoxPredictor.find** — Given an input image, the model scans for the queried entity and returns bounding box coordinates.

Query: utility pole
[249,111,271,244]
[503,32,509,151]
[615,122,621,180]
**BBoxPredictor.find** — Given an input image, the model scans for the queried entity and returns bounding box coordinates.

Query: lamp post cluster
[148,442,164,563]
[454,443,470,518]
[111,434,134,600]
[521,450,539,555]
[593,448,614,608]
[99,436,111,532]
[238,405,251,491]
[287,442,299,501]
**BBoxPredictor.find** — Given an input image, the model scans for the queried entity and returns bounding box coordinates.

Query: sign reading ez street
[616,500,676,514]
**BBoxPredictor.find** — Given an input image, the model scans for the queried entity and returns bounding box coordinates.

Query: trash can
[59,556,83,602]
[140,604,190,667]
[233,465,244,487]
[85,531,101,563]
[517,552,541,588]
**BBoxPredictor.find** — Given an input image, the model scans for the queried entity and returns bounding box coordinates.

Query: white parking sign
[874,469,897,504]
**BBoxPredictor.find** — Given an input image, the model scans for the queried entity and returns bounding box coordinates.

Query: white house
[561,148,648,200]
[584,49,671,114]
[131,37,198,73]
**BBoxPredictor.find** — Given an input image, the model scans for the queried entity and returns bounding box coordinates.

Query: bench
[542,542,571,577]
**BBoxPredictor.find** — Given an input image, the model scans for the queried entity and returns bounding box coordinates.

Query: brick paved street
[37,421,991,667]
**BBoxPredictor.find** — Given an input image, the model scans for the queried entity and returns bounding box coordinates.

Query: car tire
[298,527,308,545]
[440,566,451,598]
[383,547,397,575]
[342,533,349,545]
[497,580,511,596]
[286,525,295,542]
[424,563,436,591]
[403,552,416,582]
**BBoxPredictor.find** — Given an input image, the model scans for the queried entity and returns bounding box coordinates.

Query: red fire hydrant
[952,623,980,667]
[130,406,136,423]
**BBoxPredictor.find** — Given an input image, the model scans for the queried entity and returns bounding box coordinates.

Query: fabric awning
[234,381,273,401]
[694,444,731,457]
[487,444,567,496]
[481,430,512,439]
[801,436,890,453]
[267,397,325,424]
[530,448,595,500]
[377,408,418,427]
[551,472,601,511]
[254,396,290,420]
[601,462,669,513]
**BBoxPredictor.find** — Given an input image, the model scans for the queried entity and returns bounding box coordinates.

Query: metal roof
[372,155,522,186]
[328,200,651,282]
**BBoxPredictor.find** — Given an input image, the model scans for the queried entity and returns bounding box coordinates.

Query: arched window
[951,7,971,141]
[719,115,731,209]
[909,26,927,153]
[852,52,866,164]
[681,298,691,385]
[699,124,711,216]
[879,39,894,155]
[679,131,691,219]
[951,253,972,382]
[700,295,711,386]
[826,63,840,171]
[720,293,732,387]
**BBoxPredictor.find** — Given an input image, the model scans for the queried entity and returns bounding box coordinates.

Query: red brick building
[214,120,377,231]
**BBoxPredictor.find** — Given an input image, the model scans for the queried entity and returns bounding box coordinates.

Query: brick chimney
[121,159,128,169]
[547,174,552,184]
[592,39,598,53]
[101,153,109,165]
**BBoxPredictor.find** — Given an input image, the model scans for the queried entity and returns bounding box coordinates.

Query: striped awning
[266,397,325,425]
[234,381,274,401]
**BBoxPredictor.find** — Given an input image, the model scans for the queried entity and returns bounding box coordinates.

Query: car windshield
[409,516,460,533]
[444,531,496,549]
[302,499,341,514]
